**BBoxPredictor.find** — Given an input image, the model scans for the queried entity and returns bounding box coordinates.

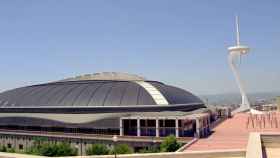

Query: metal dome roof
[0,74,203,108]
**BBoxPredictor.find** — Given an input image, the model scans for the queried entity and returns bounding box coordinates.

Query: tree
[111,144,133,155]
[86,144,110,155]
[160,135,181,152]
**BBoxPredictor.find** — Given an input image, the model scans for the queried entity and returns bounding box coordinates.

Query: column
[156,119,159,137]
[208,115,211,135]
[195,118,200,138]
[203,117,206,137]
[163,119,165,136]
[175,119,179,138]
[119,119,123,136]
[137,118,141,137]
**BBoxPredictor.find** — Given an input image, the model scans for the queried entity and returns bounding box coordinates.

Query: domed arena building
[0,72,223,154]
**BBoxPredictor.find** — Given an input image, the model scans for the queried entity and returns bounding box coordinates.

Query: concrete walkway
[186,113,280,151]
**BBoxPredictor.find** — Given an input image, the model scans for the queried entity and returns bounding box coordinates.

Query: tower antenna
[236,15,240,46]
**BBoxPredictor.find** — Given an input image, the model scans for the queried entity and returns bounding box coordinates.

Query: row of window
[123,119,195,128]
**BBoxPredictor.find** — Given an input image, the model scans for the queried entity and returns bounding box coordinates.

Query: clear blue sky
[0,0,279,95]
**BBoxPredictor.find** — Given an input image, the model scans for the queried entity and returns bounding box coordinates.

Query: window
[19,144,23,150]
[147,120,156,127]
[140,120,145,126]
[7,143,11,148]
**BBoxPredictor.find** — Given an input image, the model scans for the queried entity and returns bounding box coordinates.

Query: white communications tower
[228,16,250,113]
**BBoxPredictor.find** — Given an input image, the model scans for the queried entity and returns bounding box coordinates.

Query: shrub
[111,144,133,155]
[160,135,181,152]
[55,142,77,156]
[26,142,77,157]
[0,145,15,153]
[6,147,15,153]
[0,145,7,152]
[25,146,41,155]
[86,144,109,155]
[39,143,56,156]
[39,142,77,157]
[26,137,48,155]
[138,146,160,153]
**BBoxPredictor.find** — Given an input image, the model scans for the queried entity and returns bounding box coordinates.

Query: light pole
[113,135,118,158]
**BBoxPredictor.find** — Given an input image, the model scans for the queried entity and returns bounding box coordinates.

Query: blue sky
[0,0,279,95]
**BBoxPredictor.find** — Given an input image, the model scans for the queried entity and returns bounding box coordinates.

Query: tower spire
[236,15,240,46]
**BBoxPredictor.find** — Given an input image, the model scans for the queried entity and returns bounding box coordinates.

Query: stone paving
[186,113,280,151]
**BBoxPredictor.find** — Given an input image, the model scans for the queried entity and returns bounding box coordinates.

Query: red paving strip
[186,113,280,151]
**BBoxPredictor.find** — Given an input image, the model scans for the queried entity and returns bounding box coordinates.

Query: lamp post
[113,135,118,158]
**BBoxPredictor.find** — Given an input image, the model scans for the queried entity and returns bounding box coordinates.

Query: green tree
[160,135,181,152]
[86,144,109,155]
[111,144,133,155]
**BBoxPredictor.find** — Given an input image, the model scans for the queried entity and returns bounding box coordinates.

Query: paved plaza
[186,113,280,151]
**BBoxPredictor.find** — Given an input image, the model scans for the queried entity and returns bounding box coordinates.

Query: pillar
[208,115,211,134]
[163,119,166,136]
[137,118,141,137]
[156,119,159,137]
[195,118,200,138]
[119,119,123,136]
[175,119,179,138]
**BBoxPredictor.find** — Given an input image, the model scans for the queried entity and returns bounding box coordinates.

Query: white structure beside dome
[228,16,250,113]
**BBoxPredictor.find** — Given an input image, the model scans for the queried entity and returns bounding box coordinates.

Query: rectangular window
[159,120,164,127]
[19,144,23,150]
[140,120,145,126]
[147,120,156,127]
